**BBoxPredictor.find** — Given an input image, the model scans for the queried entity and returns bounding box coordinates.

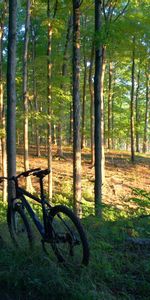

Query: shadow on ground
[0,200,150,300]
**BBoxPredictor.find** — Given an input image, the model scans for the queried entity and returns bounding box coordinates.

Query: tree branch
[53,0,59,18]
[114,0,130,22]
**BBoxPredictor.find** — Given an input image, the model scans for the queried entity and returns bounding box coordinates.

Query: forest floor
[0,148,150,300]
[15,146,150,213]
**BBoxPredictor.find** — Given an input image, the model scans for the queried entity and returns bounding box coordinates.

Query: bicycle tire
[7,202,33,249]
[48,205,89,266]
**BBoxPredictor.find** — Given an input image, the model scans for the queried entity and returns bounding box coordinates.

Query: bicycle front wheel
[7,202,33,249]
[49,205,89,267]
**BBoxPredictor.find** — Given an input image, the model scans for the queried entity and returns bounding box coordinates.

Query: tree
[94,0,105,216]
[57,15,73,158]
[72,0,82,217]
[0,0,7,201]
[7,0,17,203]
[81,17,87,149]
[130,36,135,162]
[143,70,150,153]
[23,0,32,189]
[31,13,40,157]
[135,63,141,152]
[47,0,56,200]
[89,41,95,165]
[107,61,113,149]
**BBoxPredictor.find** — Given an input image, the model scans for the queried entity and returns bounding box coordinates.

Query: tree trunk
[23,0,32,190]
[143,71,150,153]
[135,66,140,153]
[81,49,87,149]
[72,0,82,217]
[89,41,95,165]
[107,62,113,150]
[52,123,57,145]
[94,0,106,217]
[47,0,53,200]
[130,37,135,162]
[56,123,63,157]
[7,0,17,203]
[0,0,7,202]
[69,103,73,145]
[111,71,116,149]
[57,16,72,157]
[31,23,40,157]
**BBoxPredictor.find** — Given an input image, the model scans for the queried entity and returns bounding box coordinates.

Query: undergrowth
[0,190,150,300]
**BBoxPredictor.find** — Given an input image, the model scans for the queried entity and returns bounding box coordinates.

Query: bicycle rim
[49,205,89,267]
[8,205,33,250]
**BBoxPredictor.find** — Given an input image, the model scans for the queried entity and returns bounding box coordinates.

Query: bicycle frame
[15,186,51,239]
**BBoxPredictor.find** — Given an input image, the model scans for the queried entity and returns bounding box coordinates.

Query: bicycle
[0,168,89,267]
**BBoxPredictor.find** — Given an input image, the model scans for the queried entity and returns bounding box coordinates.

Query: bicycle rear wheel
[48,205,89,267]
[7,201,33,249]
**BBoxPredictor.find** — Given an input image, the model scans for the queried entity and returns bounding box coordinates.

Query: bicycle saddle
[33,169,50,178]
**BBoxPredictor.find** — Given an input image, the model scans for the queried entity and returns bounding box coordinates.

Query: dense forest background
[0,0,150,211]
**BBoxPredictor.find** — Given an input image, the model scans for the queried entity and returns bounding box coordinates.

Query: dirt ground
[11,146,150,211]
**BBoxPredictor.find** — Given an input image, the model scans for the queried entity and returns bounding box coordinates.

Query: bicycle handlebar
[0,168,51,183]
[16,168,41,178]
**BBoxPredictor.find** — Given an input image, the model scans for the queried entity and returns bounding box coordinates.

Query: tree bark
[135,66,140,153]
[31,23,40,157]
[107,61,113,150]
[57,16,72,157]
[130,37,135,162]
[47,0,53,200]
[7,0,17,203]
[89,41,95,165]
[69,103,73,145]
[23,0,32,190]
[56,123,63,157]
[94,0,106,217]
[81,46,87,149]
[72,0,82,217]
[0,0,7,202]
[143,71,150,153]
[111,70,116,150]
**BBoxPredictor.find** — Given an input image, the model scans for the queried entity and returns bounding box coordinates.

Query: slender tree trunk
[7,0,17,203]
[108,62,113,150]
[47,0,53,200]
[135,66,140,153]
[89,41,95,165]
[72,0,82,217]
[111,71,116,149]
[69,103,73,145]
[143,71,150,153]
[31,24,40,157]
[94,0,106,217]
[0,1,7,201]
[56,123,62,157]
[52,123,57,145]
[81,49,87,149]
[23,0,32,189]
[57,16,72,157]
[130,37,135,162]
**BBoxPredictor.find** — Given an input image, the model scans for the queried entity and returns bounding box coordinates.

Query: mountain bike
[0,168,89,266]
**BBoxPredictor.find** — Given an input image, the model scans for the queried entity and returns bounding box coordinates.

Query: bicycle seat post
[39,176,45,200]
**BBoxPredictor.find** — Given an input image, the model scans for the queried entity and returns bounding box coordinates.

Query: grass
[0,198,150,300]
[0,149,150,299]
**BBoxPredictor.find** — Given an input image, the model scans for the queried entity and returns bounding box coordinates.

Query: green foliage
[2,0,149,148]
[129,187,150,215]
